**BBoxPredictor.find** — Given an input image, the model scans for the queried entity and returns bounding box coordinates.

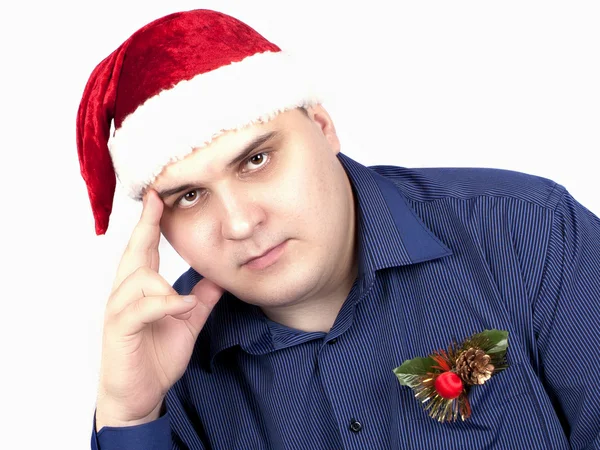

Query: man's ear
[305,105,341,155]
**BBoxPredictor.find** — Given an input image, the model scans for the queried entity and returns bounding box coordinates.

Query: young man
[78,9,600,450]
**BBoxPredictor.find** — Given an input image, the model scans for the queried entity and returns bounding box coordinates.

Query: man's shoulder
[369,163,562,210]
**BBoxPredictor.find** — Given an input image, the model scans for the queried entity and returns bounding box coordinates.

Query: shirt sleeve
[90,409,172,450]
[533,186,600,449]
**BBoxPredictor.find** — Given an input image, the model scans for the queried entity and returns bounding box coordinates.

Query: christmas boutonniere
[393,329,508,422]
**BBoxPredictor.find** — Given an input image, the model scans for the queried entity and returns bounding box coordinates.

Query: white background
[1,1,598,448]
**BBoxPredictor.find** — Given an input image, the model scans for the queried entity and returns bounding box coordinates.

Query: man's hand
[95,190,224,430]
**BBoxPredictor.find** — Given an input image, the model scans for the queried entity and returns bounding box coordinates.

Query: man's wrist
[95,399,163,431]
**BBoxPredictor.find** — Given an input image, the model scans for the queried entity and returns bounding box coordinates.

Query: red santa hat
[77,9,321,235]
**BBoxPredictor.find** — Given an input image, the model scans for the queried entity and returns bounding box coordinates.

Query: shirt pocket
[402,362,562,450]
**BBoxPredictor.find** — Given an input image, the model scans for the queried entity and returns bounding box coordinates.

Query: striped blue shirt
[93,153,600,449]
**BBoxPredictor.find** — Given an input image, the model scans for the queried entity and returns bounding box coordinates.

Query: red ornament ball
[434,371,464,399]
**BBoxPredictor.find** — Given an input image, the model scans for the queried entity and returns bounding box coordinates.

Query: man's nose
[219,188,264,240]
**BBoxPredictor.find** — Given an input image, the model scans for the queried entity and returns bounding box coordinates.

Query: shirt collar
[201,152,452,370]
[338,152,452,275]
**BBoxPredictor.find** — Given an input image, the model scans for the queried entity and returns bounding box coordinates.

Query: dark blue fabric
[93,153,600,449]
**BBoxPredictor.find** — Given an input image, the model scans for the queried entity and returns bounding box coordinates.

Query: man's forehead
[151,124,279,190]
[148,108,306,195]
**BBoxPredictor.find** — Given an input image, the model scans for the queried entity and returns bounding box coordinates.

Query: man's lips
[242,240,288,270]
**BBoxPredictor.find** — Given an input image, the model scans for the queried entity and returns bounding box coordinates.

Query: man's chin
[229,283,311,309]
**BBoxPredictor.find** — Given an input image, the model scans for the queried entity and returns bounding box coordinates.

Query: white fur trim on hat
[108,51,322,199]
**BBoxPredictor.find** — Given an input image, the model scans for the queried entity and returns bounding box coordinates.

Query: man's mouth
[242,240,289,270]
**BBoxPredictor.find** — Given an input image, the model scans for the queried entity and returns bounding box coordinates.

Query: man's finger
[112,190,163,291]
[127,190,163,252]
[185,278,225,334]
[107,267,176,317]
[118,294,198,336]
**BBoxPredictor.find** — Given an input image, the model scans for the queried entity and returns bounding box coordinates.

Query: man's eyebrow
[155,131,280,201]
[226,130,279,169]
[155,183,195,201]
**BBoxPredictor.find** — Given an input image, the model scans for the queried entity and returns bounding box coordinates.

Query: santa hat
[77,9,321,235]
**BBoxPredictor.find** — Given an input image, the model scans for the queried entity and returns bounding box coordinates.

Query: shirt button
[349,418,363,433]
[327,338,338,345]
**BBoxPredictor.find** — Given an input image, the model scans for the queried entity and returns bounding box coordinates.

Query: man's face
[154,106,356,308]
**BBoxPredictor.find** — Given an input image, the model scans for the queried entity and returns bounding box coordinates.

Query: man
[78,9,600,450]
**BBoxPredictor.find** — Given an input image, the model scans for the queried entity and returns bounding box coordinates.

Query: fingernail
[182,295,196,303]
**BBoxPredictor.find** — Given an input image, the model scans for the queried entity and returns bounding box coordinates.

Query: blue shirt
[92,153,600,449]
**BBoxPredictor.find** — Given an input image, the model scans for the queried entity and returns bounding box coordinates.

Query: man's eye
[176,189,203,208]
[243,152,270,172]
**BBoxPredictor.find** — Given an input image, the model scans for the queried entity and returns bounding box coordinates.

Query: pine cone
[456,347,495,385]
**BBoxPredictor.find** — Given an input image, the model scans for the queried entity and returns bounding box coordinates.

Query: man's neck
[260,262,358,333]
[261,219,359,333]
